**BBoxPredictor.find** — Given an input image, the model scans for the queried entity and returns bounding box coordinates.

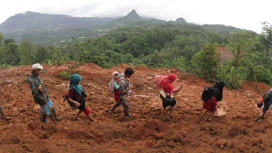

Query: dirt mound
[0,62,271,153]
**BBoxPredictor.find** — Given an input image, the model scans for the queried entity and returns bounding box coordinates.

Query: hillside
[0,62,271,152]
[0,10,250,45]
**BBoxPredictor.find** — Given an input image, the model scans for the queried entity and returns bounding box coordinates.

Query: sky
[0,0,271,33]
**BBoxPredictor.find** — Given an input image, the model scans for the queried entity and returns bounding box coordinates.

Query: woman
[159,74,182,115]
[65,74,94,122]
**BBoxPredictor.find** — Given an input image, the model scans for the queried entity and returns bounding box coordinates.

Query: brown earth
[0,62,272,153]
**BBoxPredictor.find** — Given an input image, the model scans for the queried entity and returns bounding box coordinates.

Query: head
[112,71,119,81]
[70,74,82,85]
[32,63,43,76]
[257,98,264,108]
[167,74,176,83]
[124,67,134,78]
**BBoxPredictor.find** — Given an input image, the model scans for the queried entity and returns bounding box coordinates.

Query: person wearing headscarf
[109,71,122,113]
[160,73,182,115]
[27,63,62,123]
[65,74,94,122]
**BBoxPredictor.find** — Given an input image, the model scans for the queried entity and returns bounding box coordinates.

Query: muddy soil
[0,62,271,153]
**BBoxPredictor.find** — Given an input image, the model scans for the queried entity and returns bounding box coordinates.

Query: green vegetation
[58,71,73,80]
[0,22,271,89]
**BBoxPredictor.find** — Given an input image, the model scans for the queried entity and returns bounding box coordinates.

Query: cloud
[0,0,272,33]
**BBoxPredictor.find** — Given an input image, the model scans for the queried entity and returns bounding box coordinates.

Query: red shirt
[161,79,174,94]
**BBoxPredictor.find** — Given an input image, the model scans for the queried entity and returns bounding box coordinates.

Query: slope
[0,62,271,153]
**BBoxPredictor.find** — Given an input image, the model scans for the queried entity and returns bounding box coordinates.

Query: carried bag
[164,95,175,104]
[201,86,214,102]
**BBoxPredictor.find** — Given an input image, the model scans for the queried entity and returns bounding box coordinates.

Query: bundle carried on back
[154,75,167,89]
[201,81,225,102]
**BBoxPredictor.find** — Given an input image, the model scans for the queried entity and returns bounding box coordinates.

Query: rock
[154,140,167,148]
[238,144,246,152]
[168,141,176,148]
[165,131,182,143]
[23,144,34,152]
[152,132,163,139]
[216,139,227,149]
[170,69,177,73]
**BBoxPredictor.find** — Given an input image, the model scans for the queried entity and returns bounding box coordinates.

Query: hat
[257,98,263,108]
[32,63,43,70]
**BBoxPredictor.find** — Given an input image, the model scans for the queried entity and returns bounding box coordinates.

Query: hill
[0,62,271,152]
[0,10,251,45]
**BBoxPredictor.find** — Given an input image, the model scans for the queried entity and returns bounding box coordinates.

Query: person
[109,71,121,103]
[109,71,121,112]
[0,106,10,121]
[159,74,182,115]
[255,89,272,122]
[110,67,134,117]
[65,74,94,122]
[27,63,62,123]
[200,81,225,121]
[201,96,217,121]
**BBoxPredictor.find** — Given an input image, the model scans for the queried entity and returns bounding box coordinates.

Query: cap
[32,63,43,70]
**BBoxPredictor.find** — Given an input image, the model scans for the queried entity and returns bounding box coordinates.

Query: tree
[259,22,272,67]
[190,43,220,82]
[18,41,35,65]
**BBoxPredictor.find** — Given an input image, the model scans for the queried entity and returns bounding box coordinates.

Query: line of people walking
[1,63,271,124]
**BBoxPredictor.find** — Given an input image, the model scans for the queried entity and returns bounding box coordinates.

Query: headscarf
[109,71,119,92]
[167,74,177,83]
[70,74,82,95]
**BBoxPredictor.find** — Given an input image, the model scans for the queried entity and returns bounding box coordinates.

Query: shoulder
[120,80,126,84]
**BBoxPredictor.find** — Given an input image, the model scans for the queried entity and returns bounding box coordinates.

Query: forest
[0,22,272,89]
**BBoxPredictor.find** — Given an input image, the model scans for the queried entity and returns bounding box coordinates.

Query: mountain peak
[175,17,187,24]
[126,9,141,19]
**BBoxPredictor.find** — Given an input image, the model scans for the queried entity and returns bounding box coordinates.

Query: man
[255,89,272,122]
[110,67,134,117]
[0,106,10,121]
[27,63,61,123]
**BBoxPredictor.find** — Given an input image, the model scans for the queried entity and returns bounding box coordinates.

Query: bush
[58,71,72,80]
[217,64,247,89]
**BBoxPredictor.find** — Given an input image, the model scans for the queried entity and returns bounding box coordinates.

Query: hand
[38,84,44,93]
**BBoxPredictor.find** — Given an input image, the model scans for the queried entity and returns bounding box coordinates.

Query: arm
[119,80,130,94]
[172,85,182,93]
[68,98,81,107]
[113,82,120,90]
[120,87,131,94]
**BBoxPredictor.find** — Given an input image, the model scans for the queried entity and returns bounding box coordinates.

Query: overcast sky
[0,0,271,33]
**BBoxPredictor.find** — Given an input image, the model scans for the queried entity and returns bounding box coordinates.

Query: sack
[212,81,225,101]
[202,86,214,101]
[165,95,174,103]
[263,91,272,103]
[154,75,166,89]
